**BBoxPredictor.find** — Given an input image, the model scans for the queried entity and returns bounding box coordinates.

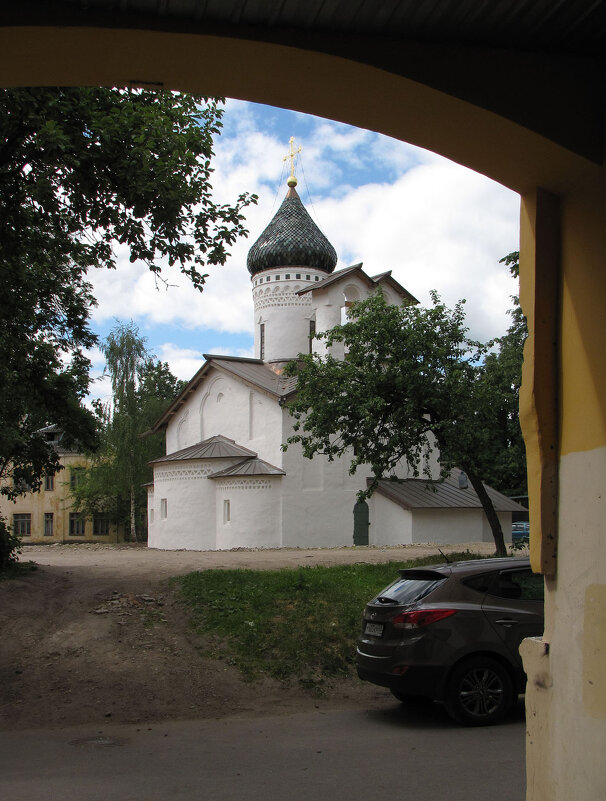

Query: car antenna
[438,548,452,563]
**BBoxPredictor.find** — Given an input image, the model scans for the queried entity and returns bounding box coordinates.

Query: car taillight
[391,609,457,630]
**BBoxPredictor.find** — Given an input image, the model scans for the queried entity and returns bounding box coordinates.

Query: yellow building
[0,426,122,544]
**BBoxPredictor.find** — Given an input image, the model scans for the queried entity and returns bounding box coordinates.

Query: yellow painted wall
[0,453,122,543]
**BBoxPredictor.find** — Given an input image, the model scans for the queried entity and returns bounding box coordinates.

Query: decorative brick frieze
[155,465,211,482]
[217,479,272,491]
[254,296,311,310]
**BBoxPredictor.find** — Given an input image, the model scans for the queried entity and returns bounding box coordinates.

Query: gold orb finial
[283,136,302,188]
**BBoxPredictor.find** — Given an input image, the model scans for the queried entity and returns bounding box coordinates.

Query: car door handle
[495,618,519,627]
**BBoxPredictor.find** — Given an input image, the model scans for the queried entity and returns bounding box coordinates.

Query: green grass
[175,551,489,691]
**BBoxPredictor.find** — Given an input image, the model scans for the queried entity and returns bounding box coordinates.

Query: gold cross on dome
[283,136,302,186]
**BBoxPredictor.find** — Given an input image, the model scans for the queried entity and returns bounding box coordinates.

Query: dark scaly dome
[247,184,337,275]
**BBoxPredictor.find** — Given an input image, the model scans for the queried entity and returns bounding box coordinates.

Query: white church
[146,164,521,551]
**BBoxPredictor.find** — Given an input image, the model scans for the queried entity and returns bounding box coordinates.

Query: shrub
[0,516,22,572]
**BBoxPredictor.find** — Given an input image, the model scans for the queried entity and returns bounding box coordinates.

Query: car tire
[444,657,513,726]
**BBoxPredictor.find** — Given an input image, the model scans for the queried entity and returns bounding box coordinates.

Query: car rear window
[489,569,544,601]
[375,572,445,605]
[464,568,544,601]
[463,573,497,595]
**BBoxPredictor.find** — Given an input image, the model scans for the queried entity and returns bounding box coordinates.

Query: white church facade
[146,171,521,551]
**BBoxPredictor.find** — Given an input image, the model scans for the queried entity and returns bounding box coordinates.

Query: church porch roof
[208,457,285,479]
[150,435,257,463]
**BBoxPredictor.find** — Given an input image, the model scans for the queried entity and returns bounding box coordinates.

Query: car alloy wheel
[445,657,513,726]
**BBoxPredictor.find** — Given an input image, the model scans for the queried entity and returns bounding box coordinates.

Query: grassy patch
[176,551,488,691]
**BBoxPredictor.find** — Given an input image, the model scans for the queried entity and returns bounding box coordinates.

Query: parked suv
[356,557,544,725]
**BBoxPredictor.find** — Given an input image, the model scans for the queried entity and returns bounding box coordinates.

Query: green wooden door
[353,500,369,546]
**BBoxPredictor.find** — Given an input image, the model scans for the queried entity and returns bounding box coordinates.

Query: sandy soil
[0,541,498,731]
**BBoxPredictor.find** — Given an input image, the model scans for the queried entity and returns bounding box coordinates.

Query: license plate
[364,622,384,637]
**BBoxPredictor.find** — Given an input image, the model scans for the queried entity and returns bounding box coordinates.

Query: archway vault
[0,20,601,194]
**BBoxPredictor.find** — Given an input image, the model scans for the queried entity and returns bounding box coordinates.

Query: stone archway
[2,14,606,799]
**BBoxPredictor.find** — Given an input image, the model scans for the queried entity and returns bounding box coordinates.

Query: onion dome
[247,185,337,275]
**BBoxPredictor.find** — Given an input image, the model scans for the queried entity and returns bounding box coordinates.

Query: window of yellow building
[69,513,85,537]
[13,513,31,537]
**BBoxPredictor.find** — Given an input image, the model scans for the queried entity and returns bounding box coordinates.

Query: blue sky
[86,99,520,400]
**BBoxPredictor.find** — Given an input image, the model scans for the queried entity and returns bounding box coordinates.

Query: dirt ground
[0,541,498,731]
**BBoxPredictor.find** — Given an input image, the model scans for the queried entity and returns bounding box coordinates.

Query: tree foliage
[0,87,255,560]
[285,270,527,557]
[1,88,256,288]
[0,517,22,572]
[73,323,185,541]
[481,251,527,496]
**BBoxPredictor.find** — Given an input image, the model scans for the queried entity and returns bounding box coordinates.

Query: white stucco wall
[214,475,283,549]
[146,485,154,541]
[148,458,238,551]
[313,277,365,360]
[411,507,512,544]
[251,268,325,362]
[165,369,284,468]
[314,299,343,358]
[280,410,365,547]
[312,276,409,359]
[368,496,512,547]
[369,493,413,545]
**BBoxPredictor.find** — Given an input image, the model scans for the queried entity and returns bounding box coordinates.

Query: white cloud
[84,345,105,369]
[155,343,204,381]
[315,160,519,341]
[87,373,113,406]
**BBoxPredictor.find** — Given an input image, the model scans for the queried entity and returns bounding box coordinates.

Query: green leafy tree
[0,87,256,563]
[102,323,148,541]
[480,252,527,497]
[74,323,185,541]
[285,281,526,557]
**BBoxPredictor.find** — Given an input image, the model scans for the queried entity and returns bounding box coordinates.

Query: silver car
[356,557,544,725]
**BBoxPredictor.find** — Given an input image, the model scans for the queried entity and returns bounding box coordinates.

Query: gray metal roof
[371,472,527,512]
[297,263,364,295]
[150,435,257,464]
[297,263,418,303]
[210,356,299,397]
[208,457,285,479]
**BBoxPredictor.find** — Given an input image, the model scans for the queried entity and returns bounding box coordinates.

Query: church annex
[146,161,521,551]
